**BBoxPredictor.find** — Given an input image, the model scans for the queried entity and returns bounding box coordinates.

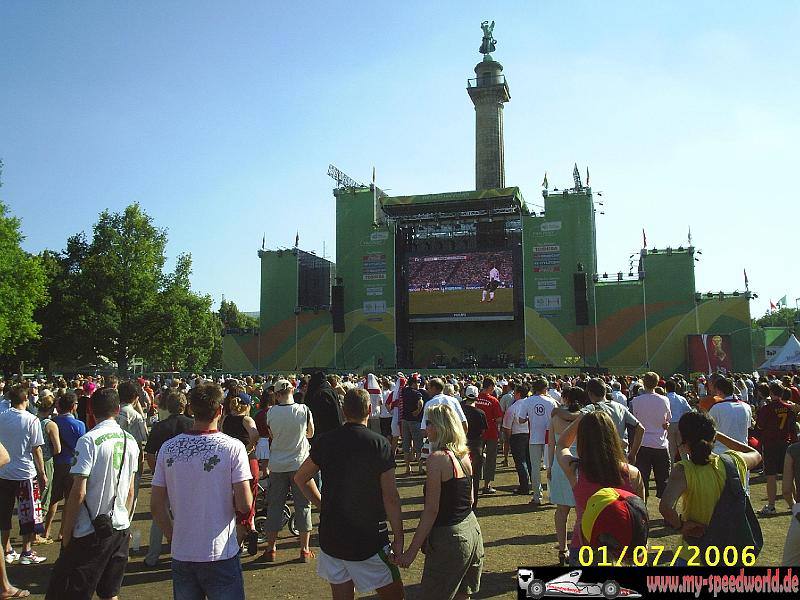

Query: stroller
[253,474,299,543]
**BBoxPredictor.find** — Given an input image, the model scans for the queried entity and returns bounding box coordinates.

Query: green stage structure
[223,24,753,375]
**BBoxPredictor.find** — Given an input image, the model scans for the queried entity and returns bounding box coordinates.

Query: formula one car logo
[518,569,641,599]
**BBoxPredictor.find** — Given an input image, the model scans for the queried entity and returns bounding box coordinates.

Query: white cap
[465,385,479,399]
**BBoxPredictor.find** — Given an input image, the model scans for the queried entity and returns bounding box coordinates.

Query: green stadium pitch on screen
[407,250,515,322]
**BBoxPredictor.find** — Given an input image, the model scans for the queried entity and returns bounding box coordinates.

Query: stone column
[467,59,510,190]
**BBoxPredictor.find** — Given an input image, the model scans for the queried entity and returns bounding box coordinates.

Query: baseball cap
[465,385,479,399]
[274,379,293,394]
[39,389,54,399]
[237,392,253,405]
[581,487,648,555]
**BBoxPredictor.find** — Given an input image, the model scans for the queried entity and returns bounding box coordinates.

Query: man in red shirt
[756,382,797,515]
[475,377,503,495]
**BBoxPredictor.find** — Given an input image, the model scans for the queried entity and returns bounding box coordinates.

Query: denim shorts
[172,555,244,600]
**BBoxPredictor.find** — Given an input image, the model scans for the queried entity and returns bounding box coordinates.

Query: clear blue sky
[2,2,798,316]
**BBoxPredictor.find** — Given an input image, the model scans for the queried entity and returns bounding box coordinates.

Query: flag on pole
[743,269,749,289]
[372,166,376,184]
[542,172,548,189]
[770,300,777,311]
[642,228,647,248]
[779,295,787,307]
[295,231,299,248]
[688,226,692,246]
[586,167,590,186]
[261,233,265,250]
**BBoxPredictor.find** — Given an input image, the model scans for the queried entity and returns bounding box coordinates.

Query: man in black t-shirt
[462,386,488,509]
[142,389,193,567]
[400,375,426,476]
[295,389,404,599]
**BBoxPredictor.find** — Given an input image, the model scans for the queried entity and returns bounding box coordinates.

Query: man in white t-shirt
[264,379,315,561]
[547,379,562,404]
[418,379,467,466]
[709,377,753,454]
[117,380,149,517]
[151,383,253,600]
[481,264,502,302]
[516,378,557,505]
[610,381,628,406]
[502,384,531,494]
[0,385,47,565]
[46,387,140,600]
[420,379,467,431]
[630,372,671,499]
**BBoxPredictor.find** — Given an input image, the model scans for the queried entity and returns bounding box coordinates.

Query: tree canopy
[0,161,48,359]
[218,299,258,331]
[0,202,48,355]
[753,307,800,329]
[11,202,223,375]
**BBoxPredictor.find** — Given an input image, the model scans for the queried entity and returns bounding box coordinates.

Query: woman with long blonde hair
[395,404,484,600]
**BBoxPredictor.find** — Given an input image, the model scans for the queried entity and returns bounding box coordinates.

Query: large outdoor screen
[407,250,515,322]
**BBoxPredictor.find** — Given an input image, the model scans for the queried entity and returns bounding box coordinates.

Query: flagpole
[694,295,701,335]
[295,245,300,370]
[372,166,377,225]
[642,263,650,369]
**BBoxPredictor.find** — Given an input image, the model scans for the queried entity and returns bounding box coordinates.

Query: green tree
[218,299,258,331]
[77,204,167,374]
[204,317,224,371]
[27,240,96,372]
[754,307,800,329]
[6,200,222,375]
[0,173,48,359]
[150,254,219,372]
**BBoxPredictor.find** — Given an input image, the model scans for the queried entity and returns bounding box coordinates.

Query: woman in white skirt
[254,389,274,475]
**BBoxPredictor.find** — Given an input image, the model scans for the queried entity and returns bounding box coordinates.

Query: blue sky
[1,2,798,315]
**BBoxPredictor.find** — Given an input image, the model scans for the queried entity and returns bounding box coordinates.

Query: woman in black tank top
[221,393,259,454]
[220,390,261,555]
[395,403,485,599]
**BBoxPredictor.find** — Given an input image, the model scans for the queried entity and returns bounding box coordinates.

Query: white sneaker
[4,550,19,564]
[758,505,777,516]
[19,551,46,565]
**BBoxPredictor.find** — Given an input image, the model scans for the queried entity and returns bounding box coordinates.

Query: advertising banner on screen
[687,334,733,374]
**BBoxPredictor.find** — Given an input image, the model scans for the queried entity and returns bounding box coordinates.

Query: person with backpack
[659,411,762,566]
[45,387,139,599]
[556,410,645,566]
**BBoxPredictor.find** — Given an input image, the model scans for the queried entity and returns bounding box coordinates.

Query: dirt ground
[8,461,793,599]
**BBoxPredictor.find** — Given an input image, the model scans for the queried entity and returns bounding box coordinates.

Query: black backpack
[686,453,762,564]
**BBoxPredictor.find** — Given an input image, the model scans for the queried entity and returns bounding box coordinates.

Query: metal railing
[467,74,506,88]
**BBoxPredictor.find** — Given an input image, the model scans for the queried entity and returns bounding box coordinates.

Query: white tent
[760,334,800,370]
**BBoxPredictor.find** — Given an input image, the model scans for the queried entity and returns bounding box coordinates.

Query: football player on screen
[481,263,501,302]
